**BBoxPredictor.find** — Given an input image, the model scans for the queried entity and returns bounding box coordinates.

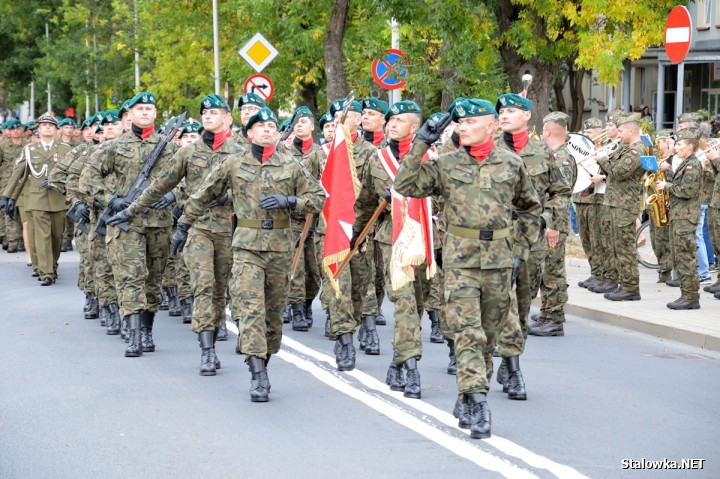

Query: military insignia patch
[204,100,211,108]
[686,166,693,171]
[455,105,466,117]
[391,105,399,114]
[260,110,269,121]
[71,149,77,154]
[630,149,638,156]
[500,97,507,106]
[142,94,148,103]
[334,101,340,110]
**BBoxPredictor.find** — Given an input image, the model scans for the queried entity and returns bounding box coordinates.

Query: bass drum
[566,133,600,194]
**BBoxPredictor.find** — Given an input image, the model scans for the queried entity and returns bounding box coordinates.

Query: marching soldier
[361,97,388,146]
[172,106,324,401]
[0,120,27,254]
[318,112,335,145]
[235,93,267,144]
[394,98,541,439]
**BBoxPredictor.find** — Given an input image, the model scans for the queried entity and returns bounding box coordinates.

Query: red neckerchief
[503,130,529,153]
[467,138,495,163]
[141,126,155,140]
[212,130,232,151]
[351,132,359,143]
[302,137,314,154]
[369,130,385,146]
[397,136,413,159]
[262,145,276,163]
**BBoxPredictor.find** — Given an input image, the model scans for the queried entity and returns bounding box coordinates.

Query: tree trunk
[568,66,587,132]
[323,0,350,108]
[297,81,320,117]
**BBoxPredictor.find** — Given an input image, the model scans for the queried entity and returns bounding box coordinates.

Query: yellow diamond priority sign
[239,32,279,73]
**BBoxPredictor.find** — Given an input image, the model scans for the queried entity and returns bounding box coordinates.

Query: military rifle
[66,202,89,234]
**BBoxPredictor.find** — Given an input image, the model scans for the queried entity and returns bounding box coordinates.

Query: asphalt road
[1,251,718,479]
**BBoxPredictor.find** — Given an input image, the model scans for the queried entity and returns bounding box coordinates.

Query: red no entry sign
[665,6,692,64]
[243,74,274,102]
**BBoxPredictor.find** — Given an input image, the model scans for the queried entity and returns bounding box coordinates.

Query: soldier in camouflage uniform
[649,129,675,283]
[57,118,76,253]
[173,107,324,401]
[656,127,704,309]
[83,92,178,357]
[394,98,542,439]
[110,94,240,375]
[530,112,577,336]
[595,113,646,301]
[493,94,571,399]
[0,120,27,253]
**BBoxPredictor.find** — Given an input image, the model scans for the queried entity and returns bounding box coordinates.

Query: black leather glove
[107,209,133,227]
[0,196,7,212]
[539,216,547,238]
[384,187,392,203]
[416,113,452,145]
[92,199,104,210]
[42,179,50,189]
[260,194,297,210]
[511,257,524,285]
[109,196,131,212]
[171,222,190,255]
[349,230,365,251]
[6,199,15,219]
[151,191,176,209]
[209,192,229,208]
[172,204,184,221]
[434,248,443,269]
[75,202,91,222]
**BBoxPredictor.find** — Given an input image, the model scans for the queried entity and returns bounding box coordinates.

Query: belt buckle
[261,219,274,230]
[479,230,493,241]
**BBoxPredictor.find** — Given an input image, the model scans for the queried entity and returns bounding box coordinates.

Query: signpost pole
[656,63,665,131]
[389,18,400,105]
[675,62,684,128]
[212,0,221,95]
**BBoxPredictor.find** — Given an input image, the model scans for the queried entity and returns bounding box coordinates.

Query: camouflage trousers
[671,219,700,300]
[445,267,512,395]
[607,207,640,293]
[184,227,232,333]
[424,265,451,338]
[231,248,291,360]
[2,212,22,248]
[63,217,74,244]
[92,231,117,309]
[162,254,176,288]
[19,208,37,269]
[539,234,568,321]
[287,234,321,304]
[75,229,94,294]
[313,234,331,311]
[373,239,386,309]
[709,207,720,261]
[162,246,192,299]
[107,225,171,317]
[595,202,617,282]
[28,209,65,280]
[497,245,545,357]
[649,216,673,276]
[361,239,379,317]
[575,202,601,279]
[379,242,426,364]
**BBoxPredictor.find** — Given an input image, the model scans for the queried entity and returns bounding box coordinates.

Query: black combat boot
[180,297,193,324]
[324,310,332,339]
[335,332,355,371]
[304,299,314,328]
[358,323,367,350]
[290,303,309,331]
[467,393,491,439]
[168,287,182,317]
[212,329,222,370]
[247,356,269,402]
[386,362,406,391]
[61,240,73,252]
[529,319,564,336]
[505,356,526,400]
[160,288,170,311]
[363,316,380,355]
[604,288,641,301]
[124,314,143,357]
[428,310,444,343]
[453,397,471,429]
[216,321,228,341]
[592,280,618,294]
[106,303,121,335]
[121,315,129,341]
[376,309,386,325]
[667,296,701,310]
[99,306,108,327]
[83,292,92,312]
[496,359,509,393]
[84,293,99,320]
[446,338,457,375]
[403,358,422,399]
[199,330,216,376]
[140,311,156,352]
[17,243,25,252]
[282,305,291,323]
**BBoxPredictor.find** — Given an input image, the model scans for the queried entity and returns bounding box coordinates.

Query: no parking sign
[371,49,409,91]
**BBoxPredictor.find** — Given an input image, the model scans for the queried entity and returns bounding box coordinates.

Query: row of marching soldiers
[572,111,719,310]
[0,89,581,441]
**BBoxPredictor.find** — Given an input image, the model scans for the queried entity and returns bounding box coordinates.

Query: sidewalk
[551,247,720,352]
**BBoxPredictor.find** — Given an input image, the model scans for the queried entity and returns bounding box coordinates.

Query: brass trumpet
[595,138,621,157]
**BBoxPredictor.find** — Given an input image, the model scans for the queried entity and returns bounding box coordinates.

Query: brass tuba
[643,136,670,228]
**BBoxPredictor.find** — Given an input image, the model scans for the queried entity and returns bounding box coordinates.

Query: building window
[698,0,711,30]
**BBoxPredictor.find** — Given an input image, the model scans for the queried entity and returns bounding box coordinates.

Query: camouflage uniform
[83,129,177,316]
[649,156,674,280]
[0,139,26,250]
[179,146,325,360]
[597,140,646,295]
[126,137,242,333]
[706,155,720,291]
[394,141,541,395]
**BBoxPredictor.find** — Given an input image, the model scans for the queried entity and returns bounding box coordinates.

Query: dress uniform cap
[291,106,314,123]
[616,112,641,126]
[451,98,497,122]
[329,99,362,118]
[675,127,702,141]
[318,112,334,129]
[677,112,704,124]
[243,107,279,136]
[127,91,157,108]
[37,113,58,126]
[5,119,22,130]
[543,111,569,127]
[495,93,532,113]
[236,92,266,109]
[384,100,422,121]
[582,117,602,130]
[362,98,389,114]
[200,94,230,114]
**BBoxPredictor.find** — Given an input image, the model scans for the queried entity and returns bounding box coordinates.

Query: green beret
[158,124,167,135]
[291,106,314,123]
[243,107,279,136]
[329,99,362,118]
[543,111,569,127]
[605,109,623,125]
[318,112,334,129]
[448,97,467,115]
[451,98,497,122]
[200,94,230,114]
[427,112,446,124]
[616,112,641,126]
[362,98,389,114]
[119,100,132,118]
[279,119,292,133]
[101,109,121,124]
[127,91,157,108]
[496,93,532,112]
[385,100,422,121]
[87,113,102,127]
[37,114,58,126]
[675,127,702,141]
[583,117,602,130]
[23,121,38,131]
[5,119,22,130]
[237,92,266,109]
[179,122,202,137]
[656,129,675,140]
[58,118,74,127]
[677,112,704,124]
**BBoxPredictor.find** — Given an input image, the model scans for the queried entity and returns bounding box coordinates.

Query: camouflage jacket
[700,154,718,206]
[126,137,244,234]
[552,143,577,235]
[666,154,703,223]
[394,141,542,269]
[82,129,178,229]
[596,140,645,221]
[47,141,93,198]
[179,147,325,252]
[65,143,99,205]
[708,157,720,209]
[0,140,27,190]
[289,141,321,230]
